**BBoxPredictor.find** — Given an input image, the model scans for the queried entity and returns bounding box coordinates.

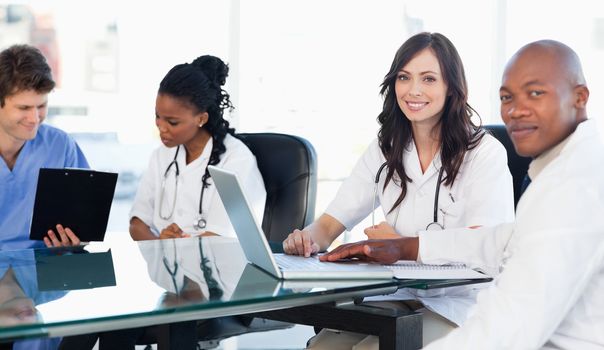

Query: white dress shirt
[422,119,604,349]
[326,133,515,325]
[130,134,266,238]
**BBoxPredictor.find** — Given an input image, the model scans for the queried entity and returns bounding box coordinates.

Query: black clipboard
[29,168,118,242]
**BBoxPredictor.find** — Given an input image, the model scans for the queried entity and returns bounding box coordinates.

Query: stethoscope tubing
[373,161,445,230]
[159,146,181,221]
[159,145,208,229]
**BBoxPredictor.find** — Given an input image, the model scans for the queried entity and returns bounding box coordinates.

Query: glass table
[0,235,491,349]
[0,235,412,343]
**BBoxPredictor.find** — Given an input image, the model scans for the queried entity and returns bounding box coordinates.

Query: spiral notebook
[385,260,487,280]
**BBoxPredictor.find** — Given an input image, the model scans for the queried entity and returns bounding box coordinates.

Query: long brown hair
[377,32,484,213]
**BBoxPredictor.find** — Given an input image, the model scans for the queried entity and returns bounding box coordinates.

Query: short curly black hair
[158,54,236,190]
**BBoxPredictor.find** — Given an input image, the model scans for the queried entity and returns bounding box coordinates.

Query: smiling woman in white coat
[282,32,514,349]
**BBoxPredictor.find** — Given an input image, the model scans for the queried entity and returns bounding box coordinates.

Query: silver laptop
[208,165,393,280]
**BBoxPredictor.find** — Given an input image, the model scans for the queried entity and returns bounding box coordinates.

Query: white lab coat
[422,119,604,349]
[326,133,515,325]
[130,134,266,238]
[326,133,514,236]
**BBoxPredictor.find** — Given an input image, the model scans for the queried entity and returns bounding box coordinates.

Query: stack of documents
[384,260,487,280]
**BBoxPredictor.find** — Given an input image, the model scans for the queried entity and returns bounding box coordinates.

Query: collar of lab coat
[528,118,594,181]
[175,138,214,175]
[404,138,442,188]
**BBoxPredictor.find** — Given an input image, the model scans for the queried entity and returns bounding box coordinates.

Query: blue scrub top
[0,124,89,251]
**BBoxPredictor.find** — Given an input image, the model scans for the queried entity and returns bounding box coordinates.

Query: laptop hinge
[333,299,356,307]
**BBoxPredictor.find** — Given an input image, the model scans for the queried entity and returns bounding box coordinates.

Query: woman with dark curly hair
[59,56,265,350]
[129,55,265,241]
[283,32,515,348]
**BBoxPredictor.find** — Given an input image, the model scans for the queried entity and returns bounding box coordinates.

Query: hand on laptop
[364,221,399,240]
[159,223,191,239]
[43,224,81,247]
[283,229,320,257]
[319,237,419,264]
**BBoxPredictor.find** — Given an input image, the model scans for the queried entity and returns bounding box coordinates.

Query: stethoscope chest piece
[194,217,207,230]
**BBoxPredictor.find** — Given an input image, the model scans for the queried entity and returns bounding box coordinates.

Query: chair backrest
[237,133,317,243]
[483,124,532,208]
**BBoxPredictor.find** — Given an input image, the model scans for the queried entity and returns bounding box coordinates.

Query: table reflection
[34,246,116,291]
[137,236,247,306]
[0,246,117,327]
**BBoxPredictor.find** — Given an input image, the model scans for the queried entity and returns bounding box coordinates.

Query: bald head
[500,40,589,158]
[505,40,586,87]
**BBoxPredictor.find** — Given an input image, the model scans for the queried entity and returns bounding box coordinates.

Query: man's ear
[574,84,589,109]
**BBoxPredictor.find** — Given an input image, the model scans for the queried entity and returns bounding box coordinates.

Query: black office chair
[138,132,318,350]
[483,124,532,208]
[238,132,318,250]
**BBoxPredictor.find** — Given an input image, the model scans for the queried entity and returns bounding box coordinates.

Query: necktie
[519,174,531,197]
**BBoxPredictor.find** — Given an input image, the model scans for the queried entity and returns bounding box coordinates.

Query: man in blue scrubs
[0,44,91,350]
[0,44,89,250]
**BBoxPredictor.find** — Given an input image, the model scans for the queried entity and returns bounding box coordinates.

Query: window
[4,0,603,241]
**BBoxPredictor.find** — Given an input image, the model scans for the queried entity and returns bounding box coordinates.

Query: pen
[449,193,455,203]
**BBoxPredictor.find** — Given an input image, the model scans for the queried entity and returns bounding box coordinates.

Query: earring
[199,123,204,128]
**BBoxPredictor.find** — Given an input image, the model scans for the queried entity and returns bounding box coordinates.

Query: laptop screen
[208,166,282,278]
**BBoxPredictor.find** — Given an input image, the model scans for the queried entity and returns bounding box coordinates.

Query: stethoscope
[198,237,223,300]
[372,161,446,231]
[158,145,209,230]
[160,238,224,300]
[161,239,181,294]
